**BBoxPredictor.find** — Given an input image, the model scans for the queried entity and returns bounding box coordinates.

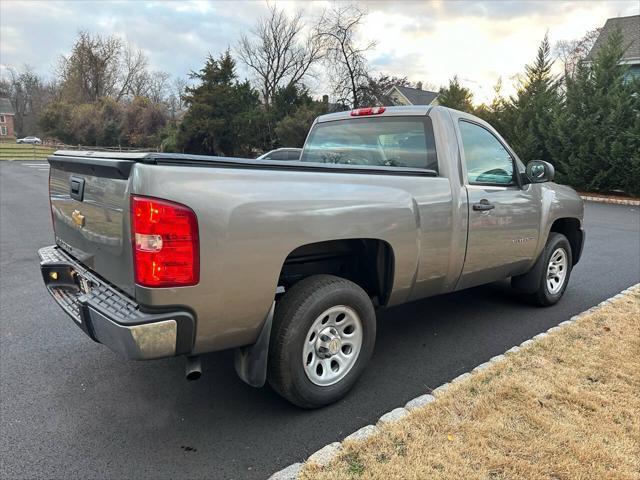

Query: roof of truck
[317,105,434,123]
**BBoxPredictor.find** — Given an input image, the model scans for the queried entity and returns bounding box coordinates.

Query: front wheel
[267,275,376,408]
[513,232,573,306]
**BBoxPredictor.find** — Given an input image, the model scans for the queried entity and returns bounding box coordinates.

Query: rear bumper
[38,245,195,360]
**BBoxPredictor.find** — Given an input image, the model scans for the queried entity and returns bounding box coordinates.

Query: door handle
[473,200,495,211]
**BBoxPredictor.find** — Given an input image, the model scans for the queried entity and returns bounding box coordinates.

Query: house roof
[0,98,15,115]
[388,85,439,105]
[587,15,640,63]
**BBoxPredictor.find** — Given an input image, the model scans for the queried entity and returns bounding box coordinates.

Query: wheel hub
[302,305,364,387]
[546,247,568,294]
[316,327,342,358]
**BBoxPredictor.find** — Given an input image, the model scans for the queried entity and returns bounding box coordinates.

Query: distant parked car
[257,148,302,161]
[17,136,42,145]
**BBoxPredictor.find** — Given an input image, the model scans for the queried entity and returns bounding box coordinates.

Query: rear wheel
[267,275,376,408]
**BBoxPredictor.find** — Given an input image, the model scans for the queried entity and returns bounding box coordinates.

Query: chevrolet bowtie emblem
[72,209,85,227]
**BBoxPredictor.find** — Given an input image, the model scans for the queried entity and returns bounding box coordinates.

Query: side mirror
[525,160,555,184]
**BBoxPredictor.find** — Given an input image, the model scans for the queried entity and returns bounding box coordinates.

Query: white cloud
[359,1,639,103]
[1,0,638,104]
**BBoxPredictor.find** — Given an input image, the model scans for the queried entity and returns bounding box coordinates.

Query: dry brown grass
[302,287,640,480]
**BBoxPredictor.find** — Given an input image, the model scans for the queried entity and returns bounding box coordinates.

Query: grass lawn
[303,286,640,480]
[0,143,55,160]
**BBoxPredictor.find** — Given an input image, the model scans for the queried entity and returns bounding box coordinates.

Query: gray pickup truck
[39,105,584,408]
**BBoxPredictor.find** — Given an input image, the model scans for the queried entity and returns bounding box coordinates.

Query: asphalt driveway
[1,160,638,479]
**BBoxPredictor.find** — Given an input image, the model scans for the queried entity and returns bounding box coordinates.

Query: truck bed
[50,150,437,177]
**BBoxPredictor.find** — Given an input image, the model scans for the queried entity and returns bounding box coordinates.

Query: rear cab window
[300,116,438,173]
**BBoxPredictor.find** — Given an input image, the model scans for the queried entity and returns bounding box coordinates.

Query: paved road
[1,160,639,480]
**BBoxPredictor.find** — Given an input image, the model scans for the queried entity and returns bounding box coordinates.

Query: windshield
[300,117,438,172]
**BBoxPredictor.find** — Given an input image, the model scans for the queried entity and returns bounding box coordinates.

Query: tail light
[350,106,386,116]
[130,195,199,287]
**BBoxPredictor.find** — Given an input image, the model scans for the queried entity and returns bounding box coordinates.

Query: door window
[459,121,514,185]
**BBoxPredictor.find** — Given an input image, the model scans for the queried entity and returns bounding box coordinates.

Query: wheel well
[550,218,583,265]
[278,239,394,306]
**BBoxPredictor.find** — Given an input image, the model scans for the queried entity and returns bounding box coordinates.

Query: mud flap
[234,302,275,388]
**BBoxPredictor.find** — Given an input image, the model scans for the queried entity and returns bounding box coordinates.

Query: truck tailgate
[49,154,136,295]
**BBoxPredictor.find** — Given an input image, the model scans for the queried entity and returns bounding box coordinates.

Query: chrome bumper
[38,245,194,360]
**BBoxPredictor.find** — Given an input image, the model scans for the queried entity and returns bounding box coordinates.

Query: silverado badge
[72,209,85,228]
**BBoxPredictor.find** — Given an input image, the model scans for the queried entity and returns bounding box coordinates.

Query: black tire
[512,232,573,306]
[267,274,376,409]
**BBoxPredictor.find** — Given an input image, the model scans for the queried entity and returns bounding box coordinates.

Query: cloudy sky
[1,0,638,103]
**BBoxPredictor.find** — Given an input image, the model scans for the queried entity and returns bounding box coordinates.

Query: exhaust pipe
[185,355,202,381]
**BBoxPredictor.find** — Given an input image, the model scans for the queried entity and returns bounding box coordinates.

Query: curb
[580,195,639,206]
[268,284,639,480]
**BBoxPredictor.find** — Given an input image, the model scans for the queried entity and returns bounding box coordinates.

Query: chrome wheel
[302,305,363,387]
[546,247,568,294]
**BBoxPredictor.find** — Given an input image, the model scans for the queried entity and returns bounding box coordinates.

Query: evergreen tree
[177,51,263,156]
[271,84,314,120]
[263,84,315,149]
[552,28,640,195]
[473,78,512,135]
[275,102,327,147]
[437,76,474,112]
[507,34,560,165]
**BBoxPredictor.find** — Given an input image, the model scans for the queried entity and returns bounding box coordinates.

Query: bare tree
[358,73,413,106]
[127,70,151,98]
[237,5,323,106]
[318,5,375,108]
[147,71,171,103]
[57,32,150,103]
[555,28,602,78]
[116,43,148,100]
[126,69,170,102]
[58,31,122,102]
[167,77,187,118]
[1,65,55,136]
